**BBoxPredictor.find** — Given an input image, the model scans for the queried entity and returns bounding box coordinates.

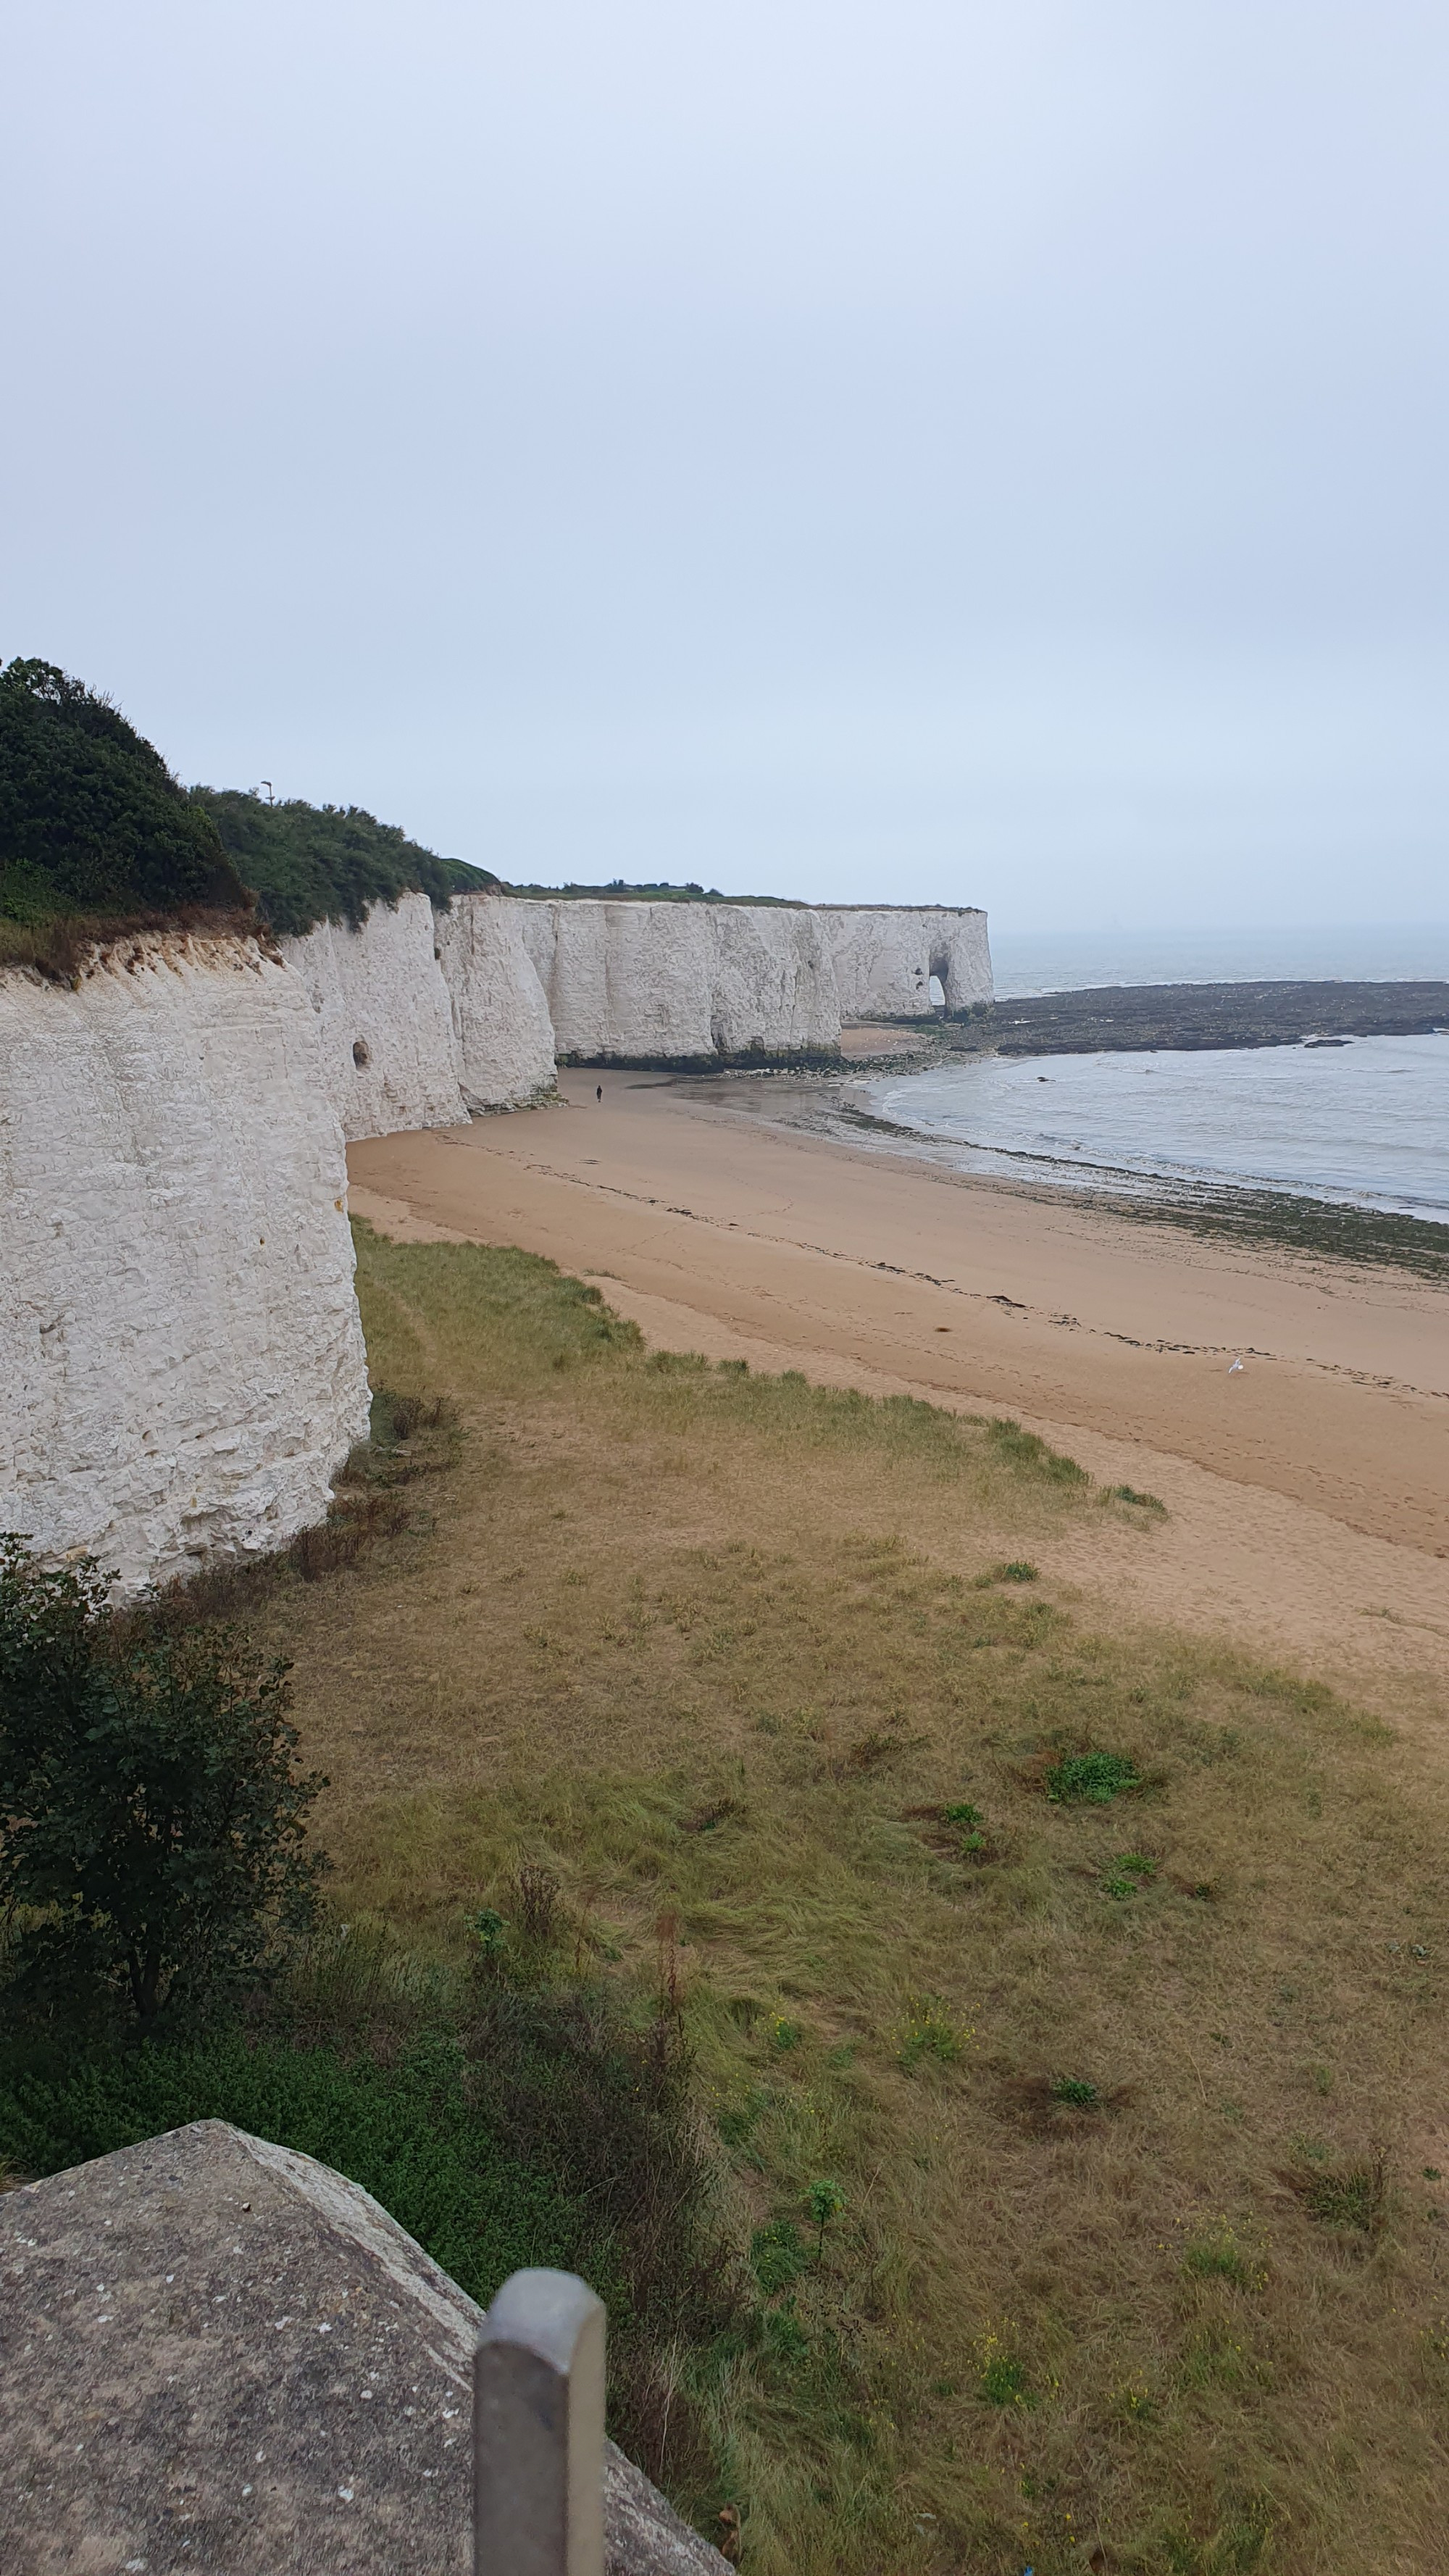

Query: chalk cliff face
[516,899,841,1064]
[275,894,992,1126]
[819,906,993,1020]
[280,892,467,1143]
[281,892,557,1140]
[0,934,371,1593]
[2,888,992,1591]
[433,896,557,1110]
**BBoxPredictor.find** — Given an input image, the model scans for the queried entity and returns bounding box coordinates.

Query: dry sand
[349,1072,1449,1696]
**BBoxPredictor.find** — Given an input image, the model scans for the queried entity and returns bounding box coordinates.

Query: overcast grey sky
[4,1,1446,927]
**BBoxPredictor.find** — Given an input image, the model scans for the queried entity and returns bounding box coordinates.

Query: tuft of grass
[984,1418,1089,1485]
[1106,1484,1168,1514]
[974,2325,1035,2408]
[1295,2156,1389,2238]
[1043,1747,1143,1805]
[898,1995,971,2069]
[1051,2075,1101,2109]
[752,2219,808,2293]
[1102,1851,1158,1898]
[1183,2228,1259,2287]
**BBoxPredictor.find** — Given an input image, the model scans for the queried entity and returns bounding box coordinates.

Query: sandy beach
[350,1071,1449,1693]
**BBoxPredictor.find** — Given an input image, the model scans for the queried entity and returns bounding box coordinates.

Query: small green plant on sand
[1045,1748,1141,1805]
[1106,1485,1167,1514]
[1102,1851,1156,1898]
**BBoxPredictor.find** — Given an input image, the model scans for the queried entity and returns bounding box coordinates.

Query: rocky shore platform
[984,977,1449,1054]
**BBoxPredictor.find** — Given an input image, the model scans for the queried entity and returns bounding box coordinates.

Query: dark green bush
[0,659,246,925]
[0,1540,325,2031]
[194,787,494,936]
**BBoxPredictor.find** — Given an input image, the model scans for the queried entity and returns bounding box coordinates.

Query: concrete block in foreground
[0,2119,729,2575]
[476,2269,606,2575]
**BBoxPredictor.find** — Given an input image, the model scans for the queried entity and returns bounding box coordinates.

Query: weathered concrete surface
[0,2121,730,2576]
[819,904,992,1020]
[0,935,371,1593]
[434,894,558,1109]
[281,893,468,1143]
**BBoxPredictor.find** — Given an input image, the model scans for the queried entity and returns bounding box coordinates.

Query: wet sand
[349,1072,1449,1690]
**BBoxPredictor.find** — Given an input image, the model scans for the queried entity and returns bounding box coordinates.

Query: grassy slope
[191,1231,1449,2572]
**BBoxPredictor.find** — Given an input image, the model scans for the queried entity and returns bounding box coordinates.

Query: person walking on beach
[596,1084,603,1102]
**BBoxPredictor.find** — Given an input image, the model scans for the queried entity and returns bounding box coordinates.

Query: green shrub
[1045,1749,1142,1805]
[0,1541,325,2032]
[0,658,246,928]
[942,1798,988,1856]
[193,786,494,937]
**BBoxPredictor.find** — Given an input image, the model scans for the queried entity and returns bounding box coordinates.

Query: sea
[871,926,1449,1226]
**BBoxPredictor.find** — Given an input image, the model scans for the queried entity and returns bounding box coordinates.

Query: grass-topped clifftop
[0,656,496,970]
[193,786,497,937]
[507,878,802,904]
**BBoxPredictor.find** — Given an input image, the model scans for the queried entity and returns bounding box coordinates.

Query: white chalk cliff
[0,932,371,1593]
[819,906,992,1020]
[280,894,993,1143]
[514,898,841,1065]
[1,891,990,1587]
[433,895,557,1112]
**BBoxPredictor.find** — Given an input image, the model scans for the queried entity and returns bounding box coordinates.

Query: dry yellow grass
[247,1223,1449,2576]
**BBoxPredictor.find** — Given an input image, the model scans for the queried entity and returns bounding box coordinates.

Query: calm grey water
[872,1035,1449,1223]
[990,923,1449,998]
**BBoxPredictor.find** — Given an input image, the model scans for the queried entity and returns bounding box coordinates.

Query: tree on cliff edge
[0,656,247,926]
